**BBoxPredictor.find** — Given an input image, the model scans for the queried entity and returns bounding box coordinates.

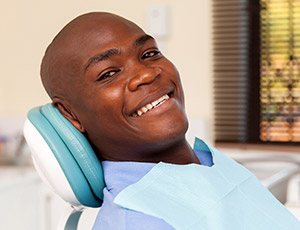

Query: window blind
[213,0,300,144]
[260,0,300,142]
[213,0,250,142]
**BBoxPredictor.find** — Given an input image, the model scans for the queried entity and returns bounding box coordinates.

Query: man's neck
[152,139,200,165]
[100,138,200,165]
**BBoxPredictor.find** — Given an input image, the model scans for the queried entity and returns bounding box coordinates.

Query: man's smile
[128,84,175,118]
[132,94,170,117]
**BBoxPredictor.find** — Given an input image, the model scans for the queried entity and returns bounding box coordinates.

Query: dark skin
[41,12,200,165]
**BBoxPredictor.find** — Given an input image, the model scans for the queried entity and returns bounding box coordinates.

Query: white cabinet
[0,165,98,230]
[0,166,42,230]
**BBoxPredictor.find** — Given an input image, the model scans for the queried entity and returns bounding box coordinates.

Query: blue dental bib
[114,139,300,230]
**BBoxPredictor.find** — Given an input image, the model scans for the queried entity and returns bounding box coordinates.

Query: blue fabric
[114,139,300,230]
[92,141,213,229]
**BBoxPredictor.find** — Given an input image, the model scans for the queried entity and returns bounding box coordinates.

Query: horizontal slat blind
[260,0,300,142]
[213,0,249,142]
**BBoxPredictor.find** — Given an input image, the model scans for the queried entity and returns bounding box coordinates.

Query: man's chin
[142,115,188,145]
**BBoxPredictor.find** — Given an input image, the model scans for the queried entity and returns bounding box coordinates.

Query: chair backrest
[23,103,105,208]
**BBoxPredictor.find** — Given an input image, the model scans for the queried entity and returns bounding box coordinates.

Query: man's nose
[127,65,162,91]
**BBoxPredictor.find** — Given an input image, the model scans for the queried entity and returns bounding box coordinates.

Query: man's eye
[142,50,161,59]
[98,69,120,81]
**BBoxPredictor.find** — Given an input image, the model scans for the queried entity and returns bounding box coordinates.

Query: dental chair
[23,104,105,229]
[23,103,210,229]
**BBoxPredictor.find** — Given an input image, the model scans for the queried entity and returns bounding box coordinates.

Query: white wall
[0,0,213,134]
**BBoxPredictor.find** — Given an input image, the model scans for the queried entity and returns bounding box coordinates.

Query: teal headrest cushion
[27,103,104,207]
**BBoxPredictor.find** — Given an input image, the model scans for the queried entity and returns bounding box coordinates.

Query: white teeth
[137,110,143,116]
[141,107,148,113]
[146,104,153,110]
[163,94,170,100]
[151,100,159,107]
[134,94,170,117]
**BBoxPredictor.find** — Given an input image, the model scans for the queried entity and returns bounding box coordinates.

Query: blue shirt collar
[101,139,213,196]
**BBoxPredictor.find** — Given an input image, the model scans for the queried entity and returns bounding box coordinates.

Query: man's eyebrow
[85,48,120,71]
[134,34,155,47]
[84,35,154,72]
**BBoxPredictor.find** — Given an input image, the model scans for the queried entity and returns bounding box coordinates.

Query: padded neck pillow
[23,103,104,207]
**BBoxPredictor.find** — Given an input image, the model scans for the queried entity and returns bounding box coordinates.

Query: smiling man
[41,12,200,229]
[40,12,300,230]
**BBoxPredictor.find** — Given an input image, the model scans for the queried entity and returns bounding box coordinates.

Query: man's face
[61,14,188,161]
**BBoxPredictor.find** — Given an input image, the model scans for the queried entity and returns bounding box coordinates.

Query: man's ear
[52,100,86,133]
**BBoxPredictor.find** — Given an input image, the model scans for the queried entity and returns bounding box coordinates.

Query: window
[213,0,300,145]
